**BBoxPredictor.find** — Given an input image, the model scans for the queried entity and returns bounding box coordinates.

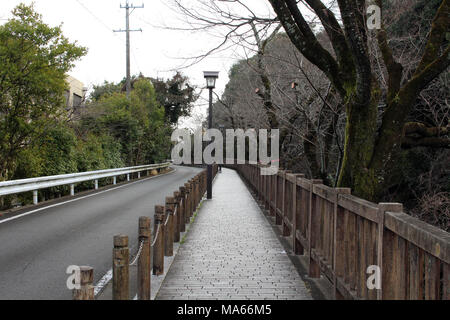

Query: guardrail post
[308,179,323,278]
[94,180,98,190]
[33,190,38,205]
[70,184,75,196]
[173,191,181,243]
[113,235,129,300]
[165,197,175,257]
[179,187,186,233]
[113,176,117,185]
[72,266,95,300]
[138,217,151,300]
[138,172,141,179]
[127,174,130,182]
[153,206,165,275]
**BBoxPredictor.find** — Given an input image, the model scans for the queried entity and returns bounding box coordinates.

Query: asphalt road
[0,166,202,300]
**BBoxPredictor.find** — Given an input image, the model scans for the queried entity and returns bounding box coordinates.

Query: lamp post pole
[203,71,219,200]
[207,87,213,200]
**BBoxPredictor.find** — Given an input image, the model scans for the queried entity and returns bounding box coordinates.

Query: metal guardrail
[0,162,171,205]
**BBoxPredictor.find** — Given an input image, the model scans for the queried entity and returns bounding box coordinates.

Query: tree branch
[268,0,345,97]
[375,0,403,103]
[336,0,372,105]
[415,0,449,75]
[303,0,354,78]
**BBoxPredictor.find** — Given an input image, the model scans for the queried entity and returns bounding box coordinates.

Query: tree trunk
[337,88,379,201]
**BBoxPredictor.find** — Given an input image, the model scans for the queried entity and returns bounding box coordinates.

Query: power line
[114,0,144,99]
[74,0,114,34]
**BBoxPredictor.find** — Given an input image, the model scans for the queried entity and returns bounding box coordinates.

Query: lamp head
[203,71,219,89]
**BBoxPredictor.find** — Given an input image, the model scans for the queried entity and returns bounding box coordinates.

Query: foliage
[151,72,198,125]
[0,4,87,181]
[90,81,122,101]
[82,78,172,166]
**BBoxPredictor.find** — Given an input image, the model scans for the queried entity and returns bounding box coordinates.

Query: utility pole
[114,0,143,99]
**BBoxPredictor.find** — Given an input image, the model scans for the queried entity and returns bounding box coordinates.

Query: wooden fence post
[113,235,129,300]
[194,176,199,208]
[153,206,165,275]
[138,217,151,300]
[180,187,186,232]
[73,266,94,300]
[165,197,175,257]
[174,191,181,243]
[308,179,323,278]
[185,182,191,223]
[378,203,404,300]
[188,179,194,217]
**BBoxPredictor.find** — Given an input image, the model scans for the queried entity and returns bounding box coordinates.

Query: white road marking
[0,168,177,225]
[94,269,113,296]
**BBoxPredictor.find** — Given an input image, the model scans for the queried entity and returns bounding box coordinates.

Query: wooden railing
[233,164,449,300]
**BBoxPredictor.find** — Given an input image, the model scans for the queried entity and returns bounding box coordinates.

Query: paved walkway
[156,168,312,300]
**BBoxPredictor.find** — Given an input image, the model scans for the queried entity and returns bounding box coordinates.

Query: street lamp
[204,71,219,200]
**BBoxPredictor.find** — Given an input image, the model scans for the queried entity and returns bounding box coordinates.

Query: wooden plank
[335,277,357,300]
[348,211,357,291]
[297,177,312,191]
[311,248,334,282]
[343,209,350,285]
[335,206,346,278]
[382,229,396,299]
[357,216,366,299]
[319,197,325,257]
[408,245,424,300]
[301,187,309,236]
[382,229,407,299]
[444,263,450,300]
[332,188,351,286]
[338,194,379,223]
[365,219,377,300]
[424,253,441,300]
[308,192,321,278]
[312,184,336,202]
[325,200,332,263]
[292,181,299,252]
[283,215,293,230]
[384,211,450,264]
[397,235,407,299]
[307,180,322,253]
[377,203,403,300]
[281,171,286,229]
[286,173,303,184]
[296,230,309,251]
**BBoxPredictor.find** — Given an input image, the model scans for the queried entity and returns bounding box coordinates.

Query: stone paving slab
[156,168,312,300]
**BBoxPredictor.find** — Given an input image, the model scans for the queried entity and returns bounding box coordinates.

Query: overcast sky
[0,0,276,128]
